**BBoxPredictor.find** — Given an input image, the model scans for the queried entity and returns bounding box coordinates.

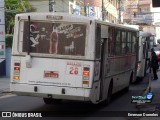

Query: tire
[53,99,62,104]
[124,73,133,92]
[43,98,62,104]
[106,82,113,104]
[129,73,133,84]
[43,98,53,104]
[124,85,129,92]
[100,82,113,106]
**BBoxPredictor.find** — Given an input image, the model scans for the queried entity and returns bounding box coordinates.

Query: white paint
[11,13,138,104]
[65,41,74,54]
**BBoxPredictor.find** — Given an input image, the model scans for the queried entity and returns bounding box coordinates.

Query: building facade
[123,0,153,25]
[30,0,121,23]
[123,0,160,43]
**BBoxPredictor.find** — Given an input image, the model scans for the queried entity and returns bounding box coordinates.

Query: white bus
[10,13,138,104]
[136,31,151,80]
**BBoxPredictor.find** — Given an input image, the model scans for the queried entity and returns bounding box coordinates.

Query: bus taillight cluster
[13,62,21,80]
[82,66,90,87]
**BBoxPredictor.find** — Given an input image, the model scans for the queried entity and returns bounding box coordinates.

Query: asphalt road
[0,75,150,120]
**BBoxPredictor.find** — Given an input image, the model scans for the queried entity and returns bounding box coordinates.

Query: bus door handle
[25,55,32,68]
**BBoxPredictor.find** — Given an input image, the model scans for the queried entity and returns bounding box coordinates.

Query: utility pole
[49,0,53,12]
[49,0,55,12]
[119,0,121,23]
[119,0,124,24]
[84,0,86,16]
[102,0,104,21]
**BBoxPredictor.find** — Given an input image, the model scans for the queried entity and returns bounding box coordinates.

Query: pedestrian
[151,51,159,80]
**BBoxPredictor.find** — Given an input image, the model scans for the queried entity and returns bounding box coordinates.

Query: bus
[10,12,138,104]
[136,31,151,80]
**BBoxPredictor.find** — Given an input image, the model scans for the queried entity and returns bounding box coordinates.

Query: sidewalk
[0,77,10,96]
[135,70,160,120]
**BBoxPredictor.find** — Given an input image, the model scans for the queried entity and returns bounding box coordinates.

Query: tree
[5,0,36,34]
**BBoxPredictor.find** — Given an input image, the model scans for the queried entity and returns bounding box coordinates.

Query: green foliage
[5,0,36,34]
[5,34,13,48]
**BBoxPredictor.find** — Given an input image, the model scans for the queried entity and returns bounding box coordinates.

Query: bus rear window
[22,21,86,56]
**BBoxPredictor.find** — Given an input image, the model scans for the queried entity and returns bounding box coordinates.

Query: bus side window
[142,38,146,59]
[132,32,137,53]
[108,27,114,56]
[122,31,127,54]
[127,32,132,54]
[95,24,101,59]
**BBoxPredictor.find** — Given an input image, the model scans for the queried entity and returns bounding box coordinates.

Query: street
[0,70,160,120]
[1,0,160,120]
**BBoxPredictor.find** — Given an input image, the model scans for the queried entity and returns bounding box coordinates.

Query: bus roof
[96,20,139,31]
[16,12,138,31]
[16,12,94,22]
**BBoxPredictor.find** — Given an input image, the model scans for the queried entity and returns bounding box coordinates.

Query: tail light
[82,66,90,87]
[13,61,20,80]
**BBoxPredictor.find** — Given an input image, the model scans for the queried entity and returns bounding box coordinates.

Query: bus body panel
[106,55,136,94]
[10,12,139,104]
[11,56,95,88]
[11,56,101,104]
[11,84,91,101]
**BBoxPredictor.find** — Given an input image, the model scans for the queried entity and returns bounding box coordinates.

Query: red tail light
[13,61,21,80]
[14,67,20,71]
[82,66,90,87]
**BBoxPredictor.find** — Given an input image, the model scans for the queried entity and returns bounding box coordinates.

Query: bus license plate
[44,71,59,78]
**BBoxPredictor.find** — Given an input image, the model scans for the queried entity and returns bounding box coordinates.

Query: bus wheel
[106,82,113,104]
[100,82,113,106]
[125,73,133,92]
[53,99,62,104]
[43,98,53,104]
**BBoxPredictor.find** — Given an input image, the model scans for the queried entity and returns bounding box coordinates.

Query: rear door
[98,24,108,100]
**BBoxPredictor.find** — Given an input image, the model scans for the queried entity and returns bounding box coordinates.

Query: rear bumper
[10,83,91,101]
